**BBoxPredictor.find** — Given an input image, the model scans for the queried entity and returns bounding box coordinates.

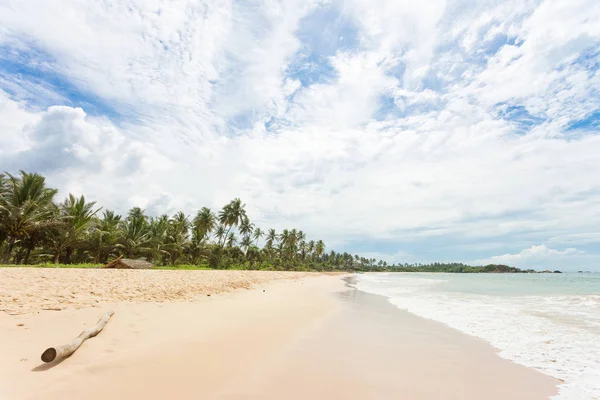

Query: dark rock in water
[553,270,562,273]
[578,271,584,273]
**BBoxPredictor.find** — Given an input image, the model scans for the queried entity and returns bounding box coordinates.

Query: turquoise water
[356,273,600,400]
[428,273,600,296]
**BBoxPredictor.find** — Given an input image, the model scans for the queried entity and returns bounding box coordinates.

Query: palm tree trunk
[6,238,16,264]
[95,237,102,264]
[65,247,73,264]
[23,245,33,264]
[221,225,232,247]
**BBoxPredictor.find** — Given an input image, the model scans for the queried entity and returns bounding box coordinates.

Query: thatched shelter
[103,257,154,269]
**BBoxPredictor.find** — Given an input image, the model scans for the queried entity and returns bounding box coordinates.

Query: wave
[355,274,600,400]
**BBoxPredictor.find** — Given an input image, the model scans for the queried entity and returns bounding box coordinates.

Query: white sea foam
[355,274,600,400]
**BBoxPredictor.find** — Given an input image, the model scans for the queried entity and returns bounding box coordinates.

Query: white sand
[0,270,558,400]
[0,268,310,314]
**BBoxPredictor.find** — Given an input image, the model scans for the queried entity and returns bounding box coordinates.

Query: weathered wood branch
[41,310,115,363]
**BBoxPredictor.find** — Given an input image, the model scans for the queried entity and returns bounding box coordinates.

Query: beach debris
[102,256,153,270]
[41,310,115,363]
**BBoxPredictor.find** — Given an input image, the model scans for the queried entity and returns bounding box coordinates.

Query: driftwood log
[41,310,115,363]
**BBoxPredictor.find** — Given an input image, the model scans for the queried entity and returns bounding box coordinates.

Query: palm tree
[163,212,190,264]
[253,227,264,246]
[287,229,299,260]
[226,232,237,248]
[266,229,276,248]
[307,240,315,259]
[214,225,226,246]
[315,240,325,259]
[299,240,307,261]
[184,238,210,265]
[278,229,289,259]
[262,228,276,260]
[0,171,58,263]
[87,210,122,263]
[1,172,397,271]
[240,235,252,255]
[46,194,101,264]
[239,218,254,238]
[119,207,151,258]
[218,198,247,247]
[193,207,216,241]
[0,173,7,253]
[0,173,7,195]
[297,230,306,243]
[147,215,169,263]
[128,207,146,223]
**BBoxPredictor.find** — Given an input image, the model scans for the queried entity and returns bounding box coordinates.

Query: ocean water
[355,273,600,400]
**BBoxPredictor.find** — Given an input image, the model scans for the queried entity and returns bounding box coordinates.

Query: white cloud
[0,90,38,154]
[475,245,598,271]
[480,244,584,262]
[286,51,398,129]
[0,0,600,266]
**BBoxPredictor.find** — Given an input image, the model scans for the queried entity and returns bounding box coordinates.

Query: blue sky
[1,0,600,270]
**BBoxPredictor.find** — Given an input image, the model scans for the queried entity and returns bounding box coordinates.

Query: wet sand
[0,272,558,399]
[229,283,559,399]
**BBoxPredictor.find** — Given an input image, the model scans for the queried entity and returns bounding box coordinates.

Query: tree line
[377,263,527,273]
[0,171,380,270]
[0,171,521,272]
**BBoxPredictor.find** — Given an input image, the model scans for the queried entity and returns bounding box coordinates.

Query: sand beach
[0,269,558,399]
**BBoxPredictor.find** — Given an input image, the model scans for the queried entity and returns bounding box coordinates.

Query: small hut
[103,257,154,269]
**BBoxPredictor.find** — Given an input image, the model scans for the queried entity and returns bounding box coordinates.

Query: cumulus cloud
[475,245,598,271]
[1,0,599,265]
[479,245,584,262]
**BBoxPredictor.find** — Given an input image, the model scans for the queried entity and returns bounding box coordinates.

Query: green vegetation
[1,171,524,273]
[0,170,369,271]
[372,263,527,273]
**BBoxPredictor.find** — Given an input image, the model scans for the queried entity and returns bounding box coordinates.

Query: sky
[0,0,599,271]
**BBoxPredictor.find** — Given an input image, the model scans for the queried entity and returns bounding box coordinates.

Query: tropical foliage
[0,171,385,270]
[1,171,524,272]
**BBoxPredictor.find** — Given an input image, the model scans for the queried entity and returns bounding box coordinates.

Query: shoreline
[346,276,560,398]
[355,272,599,399]
[0,271,558,399]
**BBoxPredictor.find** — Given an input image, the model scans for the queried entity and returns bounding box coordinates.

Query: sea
[354,273,600,400]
